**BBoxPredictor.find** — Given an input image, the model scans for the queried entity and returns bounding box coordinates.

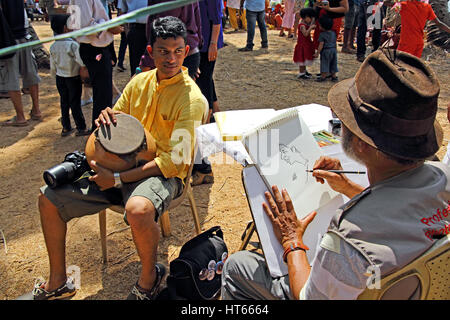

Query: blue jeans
[356,5,368,57]
[245,10,268,49]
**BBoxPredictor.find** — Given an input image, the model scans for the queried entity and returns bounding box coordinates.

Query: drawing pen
[306,169,366,174]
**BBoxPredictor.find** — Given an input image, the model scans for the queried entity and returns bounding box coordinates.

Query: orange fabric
[275,14,283,28]
[397,42,425,58]
[397,1,436,57]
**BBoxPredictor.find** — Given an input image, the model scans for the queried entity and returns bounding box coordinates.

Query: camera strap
[74,171,94,183]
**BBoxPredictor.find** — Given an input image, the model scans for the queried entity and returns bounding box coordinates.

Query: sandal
[61,128,74,137]
[127,263,167,300]
[29,111,43,121]
[2,116,28,127]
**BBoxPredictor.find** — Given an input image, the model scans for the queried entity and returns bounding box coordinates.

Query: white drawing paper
[243,109,339,220]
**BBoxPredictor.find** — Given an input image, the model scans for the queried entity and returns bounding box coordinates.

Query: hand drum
[85,113,157,172]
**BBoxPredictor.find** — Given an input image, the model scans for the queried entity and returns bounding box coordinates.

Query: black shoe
[61,128,74,137]
[261,44,268,49]
[117,65,126,72]
[75,128,91,136]
[331,76,339,82]
[315,77,327,82]
[238,47,253,52]
[127,263,166,300]
[296,73,312,79]
[356,55,365,62]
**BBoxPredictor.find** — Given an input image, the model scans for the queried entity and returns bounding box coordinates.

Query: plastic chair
[98,99,209,263]
[357,234,450,300]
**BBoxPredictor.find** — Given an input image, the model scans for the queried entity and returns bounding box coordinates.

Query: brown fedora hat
[328,50,443,160]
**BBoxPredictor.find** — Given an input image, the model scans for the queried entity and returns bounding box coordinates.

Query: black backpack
[160,226,228,300]
[0,7,16,60]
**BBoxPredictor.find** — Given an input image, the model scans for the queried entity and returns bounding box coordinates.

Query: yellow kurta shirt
[113,67,206,181]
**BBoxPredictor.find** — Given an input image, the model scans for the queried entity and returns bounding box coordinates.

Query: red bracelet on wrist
[282,242,308,263]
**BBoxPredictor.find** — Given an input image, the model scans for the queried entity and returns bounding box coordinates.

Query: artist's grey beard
[341,127,363,165]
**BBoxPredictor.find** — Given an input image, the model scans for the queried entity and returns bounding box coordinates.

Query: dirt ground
[0,20,449,300]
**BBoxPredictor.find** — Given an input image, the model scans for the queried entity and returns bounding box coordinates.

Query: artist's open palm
[263,186,317,249]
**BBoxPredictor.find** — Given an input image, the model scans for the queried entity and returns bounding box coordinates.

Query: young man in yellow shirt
[34,16,207,300]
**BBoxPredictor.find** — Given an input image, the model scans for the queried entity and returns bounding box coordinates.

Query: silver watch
[113,172,122,188]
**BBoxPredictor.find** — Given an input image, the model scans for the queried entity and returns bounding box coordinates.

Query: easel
[238,166,259,251]
[239,221,256,251]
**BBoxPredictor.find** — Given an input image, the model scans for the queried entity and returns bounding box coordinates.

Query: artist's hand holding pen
[311,156,365,199]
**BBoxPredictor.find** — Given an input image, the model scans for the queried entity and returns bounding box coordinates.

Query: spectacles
[198,252,228,281]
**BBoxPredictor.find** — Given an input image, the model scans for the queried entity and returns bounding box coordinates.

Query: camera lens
[43,162,77,188]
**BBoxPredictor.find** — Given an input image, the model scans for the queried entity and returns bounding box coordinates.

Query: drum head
[97,113,145,155]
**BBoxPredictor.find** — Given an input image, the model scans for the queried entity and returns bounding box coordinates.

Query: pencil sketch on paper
[279,144,309,183]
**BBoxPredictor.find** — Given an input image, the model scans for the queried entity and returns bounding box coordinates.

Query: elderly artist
[221,50,450,300]
[33,16,207,300]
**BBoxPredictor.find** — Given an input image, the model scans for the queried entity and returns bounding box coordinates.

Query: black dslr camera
[43,151,91,189]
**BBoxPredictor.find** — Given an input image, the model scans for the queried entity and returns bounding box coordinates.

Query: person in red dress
[293,8,317,79]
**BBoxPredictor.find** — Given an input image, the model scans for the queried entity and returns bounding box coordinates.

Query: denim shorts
[40,175,183,223]
[320,48,338,74]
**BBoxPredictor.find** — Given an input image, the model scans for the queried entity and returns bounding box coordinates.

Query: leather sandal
[2,116,28,127]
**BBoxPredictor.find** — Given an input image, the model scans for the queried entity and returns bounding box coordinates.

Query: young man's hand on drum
[95,107,123,127]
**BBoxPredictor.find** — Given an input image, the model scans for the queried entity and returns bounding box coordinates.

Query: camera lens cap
[96,113,145,156]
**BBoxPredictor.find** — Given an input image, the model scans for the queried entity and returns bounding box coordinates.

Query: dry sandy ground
[0,20,448,300]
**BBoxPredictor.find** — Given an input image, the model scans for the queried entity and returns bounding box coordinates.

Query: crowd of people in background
[265,0,450,76]
[1,0,450,302]
[0,0,448,176]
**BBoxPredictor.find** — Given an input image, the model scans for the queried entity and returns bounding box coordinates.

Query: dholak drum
[85,113,157,172]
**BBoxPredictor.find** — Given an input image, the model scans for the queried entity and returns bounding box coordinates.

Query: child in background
[293,7,316,79]
[314,15,338,82]
[50,14,90,137]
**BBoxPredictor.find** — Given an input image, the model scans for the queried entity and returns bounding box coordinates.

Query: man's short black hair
[300,7,317,19]
[50,14,70,35]
[319,15,333,31]
[149,16,187,46]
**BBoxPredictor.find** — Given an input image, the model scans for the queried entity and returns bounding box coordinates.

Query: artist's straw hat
[328,50,443,160]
